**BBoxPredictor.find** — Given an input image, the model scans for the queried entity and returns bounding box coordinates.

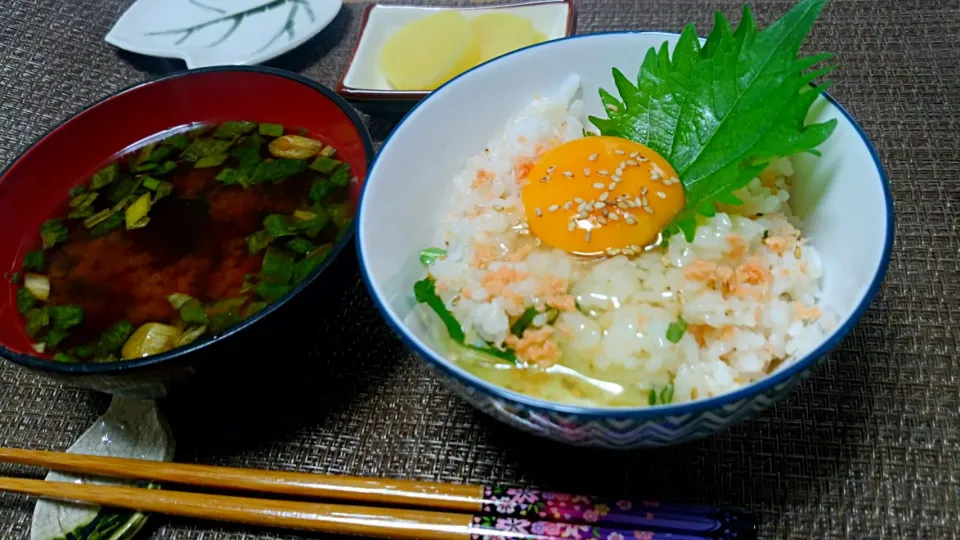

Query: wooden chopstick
[0,447,482,511]
[0,447,757,539]
[0,476,472,540]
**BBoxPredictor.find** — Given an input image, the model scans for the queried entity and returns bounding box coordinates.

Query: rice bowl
[357,27,891,447]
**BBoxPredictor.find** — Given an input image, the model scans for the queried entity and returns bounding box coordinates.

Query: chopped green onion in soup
[14,121,354,361]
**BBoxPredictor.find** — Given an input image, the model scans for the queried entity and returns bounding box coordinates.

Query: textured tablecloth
[0,0,958,538]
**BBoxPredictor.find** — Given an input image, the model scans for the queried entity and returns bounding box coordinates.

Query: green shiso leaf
[590,0,837,240]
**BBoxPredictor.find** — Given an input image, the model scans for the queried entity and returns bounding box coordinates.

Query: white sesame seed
[617,202,628,210]
[626,160,638,167]
[603,183,612,191]
[605,104,618,112]
[638,156,649,162]
[563,201,573,210]
[669,177,680,185]
[612,175,623,183]
[650,163,664,180]
[547,166,556,173]
[618,161,626,169]
[548,204,560,212]
[601,208,609,216]
[568,222,576,231]
[594,202,605,209]
[535,207,543,217]
[608,212,619,221]
[597,216,607,225]
[657,191,667,199]
[629,151,639,158]
[588,153,599,161]
[592,182,605,189]
[622,247,634,255]
[493,204,504,211]
[624,213,636,224]
[599,192,609,202]
[615,168,624,176]
[641,186,648,195]
[605,247,617,255]
[644,206,655,214]
[634,196,643,206]
[564,171,574,178]
[614,149,625,155]
[583,168,591,176]
[579,211,589,219]
[540,177,550,183]
[574,197,584,203]
[585,230,592,242]
[598,169,610,176]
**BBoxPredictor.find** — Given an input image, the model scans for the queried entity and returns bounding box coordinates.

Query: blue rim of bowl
[357,31,895,420]
[0,65,375,375]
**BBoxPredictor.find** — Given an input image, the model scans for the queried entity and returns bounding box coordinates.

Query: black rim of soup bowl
[0,66,375,377]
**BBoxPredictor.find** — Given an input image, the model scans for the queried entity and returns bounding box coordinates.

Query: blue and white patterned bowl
[356,32,893,449]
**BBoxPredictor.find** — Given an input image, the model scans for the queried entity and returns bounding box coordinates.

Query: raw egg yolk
[520,136,684,256]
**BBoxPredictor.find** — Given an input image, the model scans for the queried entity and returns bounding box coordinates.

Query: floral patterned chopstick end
[469,487,756,539]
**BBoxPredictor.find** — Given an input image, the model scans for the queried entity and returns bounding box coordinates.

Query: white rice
[419,75,832,406]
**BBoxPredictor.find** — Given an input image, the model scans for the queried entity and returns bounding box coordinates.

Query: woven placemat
[1,0,958,538]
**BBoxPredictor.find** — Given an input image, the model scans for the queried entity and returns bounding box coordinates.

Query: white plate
[339,0,575,95]
[106,0,342,68]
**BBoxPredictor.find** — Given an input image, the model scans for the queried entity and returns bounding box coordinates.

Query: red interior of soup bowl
[0,67,373,357]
